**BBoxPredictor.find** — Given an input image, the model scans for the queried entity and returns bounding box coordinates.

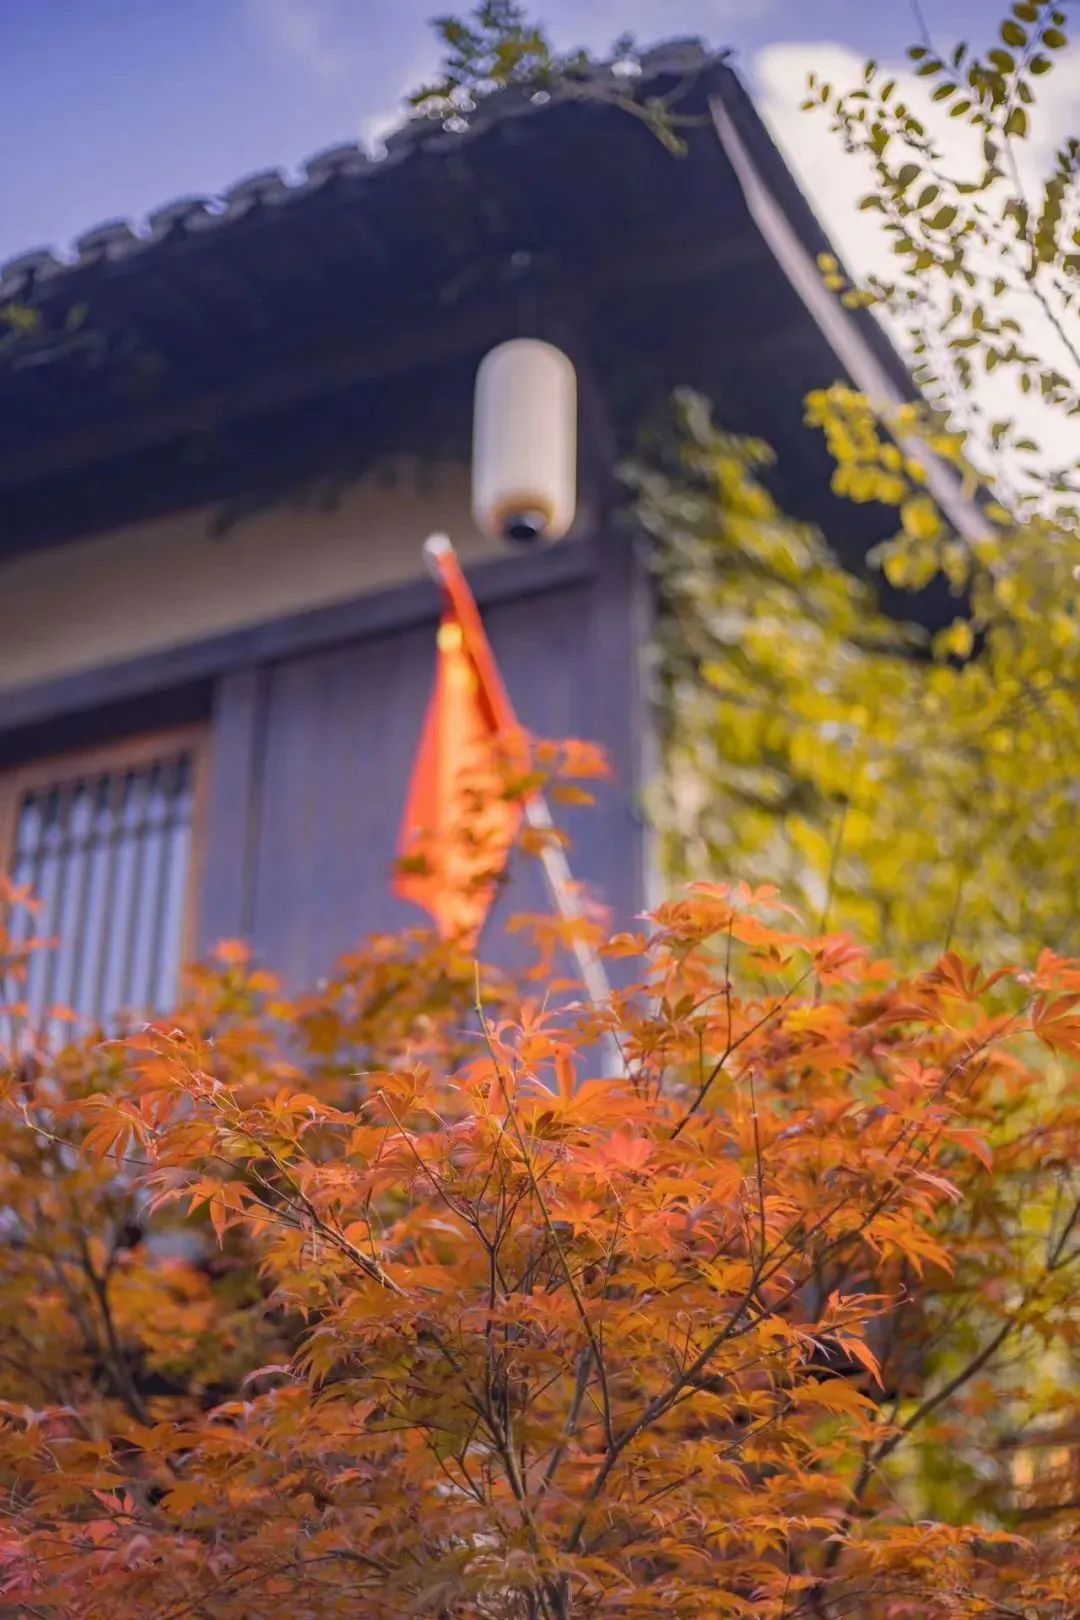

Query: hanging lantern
[472,339,577,546]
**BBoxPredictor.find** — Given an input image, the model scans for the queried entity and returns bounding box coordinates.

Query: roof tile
[73,220,141,265]
[220,169,293,215]
[302,143,371,186]
[146,197,218,240]
[0,39,716,301]
[0,248,67,298]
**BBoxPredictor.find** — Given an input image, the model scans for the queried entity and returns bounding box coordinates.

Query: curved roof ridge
[0,37,716,302]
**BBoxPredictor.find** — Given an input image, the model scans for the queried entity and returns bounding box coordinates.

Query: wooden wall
[197,538,646,986]
[0,462,493,697]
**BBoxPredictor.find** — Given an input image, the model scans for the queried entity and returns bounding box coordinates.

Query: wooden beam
[0,234,761,496]
[196,668,268,949]
[0,310,510,494]
[0,540,597,734]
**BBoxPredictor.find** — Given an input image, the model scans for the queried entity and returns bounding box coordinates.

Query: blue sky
[2,0,1013,264]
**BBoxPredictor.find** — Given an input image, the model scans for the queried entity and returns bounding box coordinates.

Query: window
[0,727,206,1029]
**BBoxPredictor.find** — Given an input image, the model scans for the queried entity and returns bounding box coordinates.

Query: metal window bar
[1,739,199,1045]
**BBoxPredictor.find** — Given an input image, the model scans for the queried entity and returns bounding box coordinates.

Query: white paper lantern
[472,339,577,545]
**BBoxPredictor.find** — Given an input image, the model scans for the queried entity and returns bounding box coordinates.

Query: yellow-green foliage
[638,3,1080,968]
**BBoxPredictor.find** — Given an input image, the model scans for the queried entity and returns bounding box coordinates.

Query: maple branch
[538,1347,593,1496]
[1047,1188,1080,1269]
[669,967,812,1139]
[806,1311,1023,1611]
[76,1229,151,1425]
[475,989,618,1461]
[874,1313,1018,1470]
[221,1123,408,1297]
[562,1266,770,1555]
[748,1068,768,1265]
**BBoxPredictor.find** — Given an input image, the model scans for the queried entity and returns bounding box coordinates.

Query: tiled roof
[0,38,714,304]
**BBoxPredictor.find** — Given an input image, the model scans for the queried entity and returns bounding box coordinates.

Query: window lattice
[6,741,200,1028]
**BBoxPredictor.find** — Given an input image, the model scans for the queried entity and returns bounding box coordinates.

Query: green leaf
[1043,28,1067,49]
[896,162,920,189]
[930,205,959,230]
[1005,106,1029,138]
[916,184,941,209]
[1000,20,1027,46]
[937,619,975,659]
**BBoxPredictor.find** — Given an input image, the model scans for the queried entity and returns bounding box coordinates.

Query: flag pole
[422,535,621,1068]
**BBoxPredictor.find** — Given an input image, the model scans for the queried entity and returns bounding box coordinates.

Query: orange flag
[394,540,523,943]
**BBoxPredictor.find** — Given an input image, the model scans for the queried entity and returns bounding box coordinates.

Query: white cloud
[248,0,442,154]
[356,38,442,154]
[544,0,777,60]
[754,43,893,274]
[359,103,404,154]
[1025,45,1080,169]
[752,39,1080,485]
[247,0,352,80]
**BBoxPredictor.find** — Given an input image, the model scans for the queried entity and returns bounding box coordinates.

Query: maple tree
[2,5,1079,1614]
[5,838,1080,1615]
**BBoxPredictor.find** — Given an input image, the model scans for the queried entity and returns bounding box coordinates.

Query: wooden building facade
[0,40,968,1016]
